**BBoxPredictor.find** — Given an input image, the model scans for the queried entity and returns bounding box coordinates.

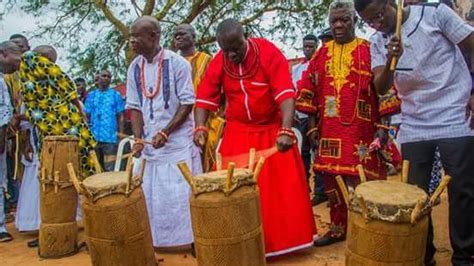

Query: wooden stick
[177,161,196,194]
[248,148,256,171]
[356,164,367,183]
[90,151,103,174]
[225,162,235,194]
[117,132,154,145]
[125,154,134,175]
[357,195,369,221]
[401,160,410,183]
[253,157,265,183]
[216,153,222,171]
[126,162,133,195]
[67,163,83,194]
[336,175,350,206]
[53,171,60,193]
[390,0,404,71]
[430,175,451,205]
[41,167,46,192]
[410,198,425,225]
[104,153,133,163]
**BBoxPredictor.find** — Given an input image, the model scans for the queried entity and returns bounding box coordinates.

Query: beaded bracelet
[374,123,390,131]
[278,128,296,138]
[193,126,209,135]
[157,131,168,141]
[306,127,319,137]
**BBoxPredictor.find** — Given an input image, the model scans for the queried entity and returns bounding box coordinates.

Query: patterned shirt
[84,88,125,143]
[370,4,474,144]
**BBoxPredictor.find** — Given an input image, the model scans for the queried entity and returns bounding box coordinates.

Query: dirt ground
[1,188,452,266]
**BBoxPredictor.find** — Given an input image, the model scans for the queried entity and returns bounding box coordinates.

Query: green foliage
[4,0,331,84]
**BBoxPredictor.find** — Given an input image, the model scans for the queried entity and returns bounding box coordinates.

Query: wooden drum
[39,136,80,258]
[68,160,156,266]
[178,159,266,266]
[346,180,429,265]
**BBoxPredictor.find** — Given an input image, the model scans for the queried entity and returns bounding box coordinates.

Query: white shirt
[126,49,196,160]
[370,4,474,144]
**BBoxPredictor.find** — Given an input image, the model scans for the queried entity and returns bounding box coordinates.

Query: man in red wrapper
[297,1,393,246]
[194,18,316,257]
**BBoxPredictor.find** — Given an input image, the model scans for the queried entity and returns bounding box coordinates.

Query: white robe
[126,49,202,247]
[15,121,41,232]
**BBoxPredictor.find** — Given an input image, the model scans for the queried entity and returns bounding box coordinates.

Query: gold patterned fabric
[19,51,96,177]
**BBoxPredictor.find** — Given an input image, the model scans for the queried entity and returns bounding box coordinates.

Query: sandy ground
[0,188,452,266]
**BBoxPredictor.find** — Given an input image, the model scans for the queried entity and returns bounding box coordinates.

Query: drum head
[82,172,140,202]
[43,135,79,142]
[192,168,254,195]
[352,180,428,222]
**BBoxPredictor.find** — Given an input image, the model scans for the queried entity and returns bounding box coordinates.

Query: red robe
[297,38,386,179]
[197,38,316,256]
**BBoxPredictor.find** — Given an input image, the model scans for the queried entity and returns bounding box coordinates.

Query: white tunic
[126,49,202,247]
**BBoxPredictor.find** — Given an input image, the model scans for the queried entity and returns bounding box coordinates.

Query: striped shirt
[370,4,474,144]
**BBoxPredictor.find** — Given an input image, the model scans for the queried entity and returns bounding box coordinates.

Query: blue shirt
[84,88,125,143]
[370,4,474,144]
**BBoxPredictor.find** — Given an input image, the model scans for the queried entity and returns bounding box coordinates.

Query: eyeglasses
[364,1,387,26]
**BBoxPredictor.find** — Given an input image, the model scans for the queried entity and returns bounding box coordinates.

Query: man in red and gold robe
[194,19,316,257]
[297,1,389,246]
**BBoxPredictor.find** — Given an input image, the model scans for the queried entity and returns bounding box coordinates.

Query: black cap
[318,28,332,40]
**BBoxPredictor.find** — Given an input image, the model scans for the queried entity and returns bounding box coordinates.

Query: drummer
[126,16,202,249]
[355,0,474,264]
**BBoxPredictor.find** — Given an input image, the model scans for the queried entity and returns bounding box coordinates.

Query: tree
[2,0,331,83]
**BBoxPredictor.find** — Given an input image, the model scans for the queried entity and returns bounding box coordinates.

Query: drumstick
[429,175,451,206]
[216,152,222,171]
[117,132,154,146]
[177,161,197,195]
[126,162,133,195]
[248,148,256,171]
[67,163,83,194]
[125,154,134,174]
[336,175,350,206]
[90,151,103,174]
[253,157,266,183]
[401,160,410,183]
[356,164,367,183]
[225,162,235,194]
[390,0,404,71]
[357,195,369,221]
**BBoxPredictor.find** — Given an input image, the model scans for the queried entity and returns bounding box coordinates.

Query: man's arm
[162,104,193,136]
[117,112,124,134]
[372,36,402,95]
[130,110,143,139]
[276,98,296,152]
[458,33,474,71]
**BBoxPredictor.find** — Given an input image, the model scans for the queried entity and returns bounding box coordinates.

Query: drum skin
[39,136,80,258]
[190,185,266,266]
[81,186,156,266]
[346,181,429,266]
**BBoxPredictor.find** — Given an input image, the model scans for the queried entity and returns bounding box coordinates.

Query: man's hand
[193,131,208,149]
[152,132,167,149]
[374,128,389,146]
[132,142,144,158]
[386,36,403,62]
[307,128,319,149]
[24,143,33,162]
[468,95,474,129]
[276,135,293,153]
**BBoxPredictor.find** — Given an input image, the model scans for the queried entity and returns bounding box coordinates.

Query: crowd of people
[0,0,473,265]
